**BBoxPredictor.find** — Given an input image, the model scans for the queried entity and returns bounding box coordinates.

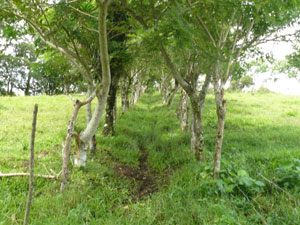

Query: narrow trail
[113,145,159,199]
[112,119,161,200]
[104,96,173,200]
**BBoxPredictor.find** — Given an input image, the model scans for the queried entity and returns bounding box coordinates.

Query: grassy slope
[0,92,300,224]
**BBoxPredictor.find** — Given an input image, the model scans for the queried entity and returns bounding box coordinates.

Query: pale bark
[86,87,97,154]
[177,89,189,131]
[161,72,171,104]
[140,84,147,96]
[0,173,56,179]
[113,100,117,125]
[61,96,94,191]
[213,85,226,179]
[130,70,141,105]
[190,74,211,159]
[213,63,227,179]
[24,104,38,225]
[121,74,131,114]
[76,0,112,166]
[167,80,179,109]
[190,99,205,161]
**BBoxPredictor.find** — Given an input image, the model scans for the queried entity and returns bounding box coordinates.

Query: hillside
[1,92,300,224]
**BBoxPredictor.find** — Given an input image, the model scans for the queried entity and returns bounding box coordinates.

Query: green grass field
[0,92,300,224]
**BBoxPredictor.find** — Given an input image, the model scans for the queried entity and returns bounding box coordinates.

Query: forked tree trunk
[213,84,226,179]
[103,75,120,136]
[75,1,112,167]
[61,97,94,191]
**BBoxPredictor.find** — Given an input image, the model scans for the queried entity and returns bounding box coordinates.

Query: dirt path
[113,145,159,199]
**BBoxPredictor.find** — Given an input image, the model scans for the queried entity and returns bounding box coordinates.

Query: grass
[0,91,300,224]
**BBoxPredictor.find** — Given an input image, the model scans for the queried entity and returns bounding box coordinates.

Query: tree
[121,0,212,161]
[185,0,300,178]
[0,0,113,169]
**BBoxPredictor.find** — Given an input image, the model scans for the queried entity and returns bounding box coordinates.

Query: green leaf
[237,170,248,177]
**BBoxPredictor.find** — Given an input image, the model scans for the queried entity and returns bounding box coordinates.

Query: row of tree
[1,0,300,188]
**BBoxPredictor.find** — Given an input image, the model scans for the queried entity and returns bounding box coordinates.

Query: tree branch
[187,0,216,47]
[68,5,98,19]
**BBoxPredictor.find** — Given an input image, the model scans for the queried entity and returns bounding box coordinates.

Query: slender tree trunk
[61,101,81,191]
[140,84,147,96]
[212,61,226,178]
[190,74,211,160]
[75,0,112,167]
[162,86,168,104]
[24,75,32,96]
[113,100,117,125]
[161,72,171,104]
[86,87,97,154]
[103,75,120,136]
[61,96,94,191]
[190,99,205,161]
[131,71,140,105]
[177,89,189,131]
[7,81,10,94]
[121,75,130,114]
[167,81,179,109]
[213,83,226,179]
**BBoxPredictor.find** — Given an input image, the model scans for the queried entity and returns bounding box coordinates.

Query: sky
[248,25,300,95]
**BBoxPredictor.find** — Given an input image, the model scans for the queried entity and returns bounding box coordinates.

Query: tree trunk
[212,61,226,178]
[86,87,97,154]
[61,96,94,191]
[131,71,140,105]
[140,84,147,96]
[167,81,179,109]
[190,99,205,161]
[121,74,131,114]
[102,75,120,136]
[161,72,171,104]
[190,74,211,160]
[75,1,112,167]
[213,84,226,179]
[177,89,189,131]
[113,100,117,125]
[61,101,82,191]
[24,75,32,96]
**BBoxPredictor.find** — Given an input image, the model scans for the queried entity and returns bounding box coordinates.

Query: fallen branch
[0,173,56,179]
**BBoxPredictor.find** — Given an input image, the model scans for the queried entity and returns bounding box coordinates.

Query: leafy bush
[218,167,265,195]
[275,159,300,191]
[256,86,272,94]
[230,75,254,91]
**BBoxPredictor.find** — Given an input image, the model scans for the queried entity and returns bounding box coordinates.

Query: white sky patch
[248,24,300,95]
